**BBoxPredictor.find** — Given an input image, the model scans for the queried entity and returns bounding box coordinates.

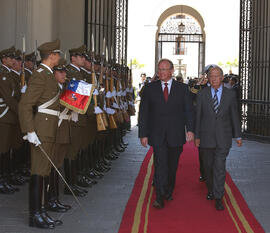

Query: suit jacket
[139,79,194,147]
[195,86,241,149]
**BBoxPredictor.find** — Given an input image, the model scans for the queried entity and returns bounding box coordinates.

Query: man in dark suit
[139,59,194,209]
[195,65,242,211]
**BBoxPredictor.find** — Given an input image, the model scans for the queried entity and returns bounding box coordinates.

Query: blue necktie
[212,89,219,113]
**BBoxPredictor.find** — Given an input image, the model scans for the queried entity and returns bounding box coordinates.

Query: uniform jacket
[19,64,60,142]
[0,70,21,125]
[24,68,33,84]
[66,64,88,127]
[195,86,241,149]
[139,79,194,147]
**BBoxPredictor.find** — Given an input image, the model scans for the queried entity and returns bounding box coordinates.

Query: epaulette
[37,68,44,73]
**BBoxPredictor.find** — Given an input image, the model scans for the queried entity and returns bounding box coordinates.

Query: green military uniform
[0,46,20,153]
[19,41,61,177]
[65,45,88,160]
[53,59,71,168]
[19,39,63,230]
[24,52,35,84]
[80,67,97,146]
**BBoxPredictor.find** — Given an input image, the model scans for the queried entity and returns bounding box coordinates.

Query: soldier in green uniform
[19,39,62,229]
[8,50,26,185]
[24,52,36,84]
[94,55,117,174]
[64,45,90,197]
[0,46,21,194]
[81,51,108,182]
[0,46,16,74]
[46,58,72,213]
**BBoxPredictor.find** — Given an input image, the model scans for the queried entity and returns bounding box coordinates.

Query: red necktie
[163,82,168,102]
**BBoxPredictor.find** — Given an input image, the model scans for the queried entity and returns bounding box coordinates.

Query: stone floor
[0,118,270,233]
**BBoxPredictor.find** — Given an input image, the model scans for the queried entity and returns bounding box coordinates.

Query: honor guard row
[0,40,136,229]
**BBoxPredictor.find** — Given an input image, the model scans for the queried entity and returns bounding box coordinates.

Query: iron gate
[239,0,270,141]
[84,0,128,64]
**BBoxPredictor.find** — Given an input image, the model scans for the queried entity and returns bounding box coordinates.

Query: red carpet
[118,142,265,233]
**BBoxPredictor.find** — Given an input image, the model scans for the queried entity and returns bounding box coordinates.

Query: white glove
[21,85,27,93]
[93,89,99,95]
[23,132,41,146]
[105,107,116,115]
[71,111,79,122]
[94,106,103,114]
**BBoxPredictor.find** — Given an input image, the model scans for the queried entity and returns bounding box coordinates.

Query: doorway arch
[155,5,206,77]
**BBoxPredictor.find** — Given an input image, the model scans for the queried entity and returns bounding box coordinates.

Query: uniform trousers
[31,142,55,177]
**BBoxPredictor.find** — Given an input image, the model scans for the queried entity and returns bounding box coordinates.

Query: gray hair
[158,58,174,70]
[207,65,223,77]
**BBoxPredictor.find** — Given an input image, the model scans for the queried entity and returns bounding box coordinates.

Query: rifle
[34,40,38,69]
[20,36,26,88]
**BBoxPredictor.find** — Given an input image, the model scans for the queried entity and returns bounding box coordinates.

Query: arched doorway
[155,5,206,78]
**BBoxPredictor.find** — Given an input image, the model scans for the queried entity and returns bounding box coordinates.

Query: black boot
[64,159,85,197]
[2,152,19,193]
[47,169,69,213]
[71,159,88,193]
[54,169,71,210]
[29,175,54,229]
[9,149,26,186]
[0,153,13,194]
[42,176,62,226]
[76,152,92,188]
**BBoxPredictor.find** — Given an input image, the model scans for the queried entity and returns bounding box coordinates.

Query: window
[175,36,185,55]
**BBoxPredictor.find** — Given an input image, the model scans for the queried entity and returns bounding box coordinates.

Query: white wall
[0,0,84,57]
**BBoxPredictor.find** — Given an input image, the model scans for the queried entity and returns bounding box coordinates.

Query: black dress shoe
[55,200,71,211]
[0,180,14,194]
[114,146,125,152]
[41,208,63,226]
[199,176,206,182]
[207,192,214,200]
[153,199,164,209]
[47,200,68,213]
[29,212,55,229]
[164,194,173,201]
[215,199,224,211]
[64,186,86,197]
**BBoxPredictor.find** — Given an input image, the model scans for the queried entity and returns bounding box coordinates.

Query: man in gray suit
[194,65,242,211]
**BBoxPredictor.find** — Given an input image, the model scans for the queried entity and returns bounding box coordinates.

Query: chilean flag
[60,80,95,114]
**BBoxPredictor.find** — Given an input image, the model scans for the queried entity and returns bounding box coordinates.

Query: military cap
[14,49,22,60]
[53,58,67,71]
[38,39,61,55]
[25,52,35,62]
[69,45,86,56]
[0,46,16,59]
[94,54,101,65]
[83,50,93,61]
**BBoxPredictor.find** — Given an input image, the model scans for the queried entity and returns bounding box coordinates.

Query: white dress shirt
[161,78,173,94]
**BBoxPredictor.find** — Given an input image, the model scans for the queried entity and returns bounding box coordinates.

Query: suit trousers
[153,144,182,199]
[201,147,230,199]
[198,147,205,178]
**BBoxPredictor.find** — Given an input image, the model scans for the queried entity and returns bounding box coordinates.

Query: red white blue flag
[60,80,95,114]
